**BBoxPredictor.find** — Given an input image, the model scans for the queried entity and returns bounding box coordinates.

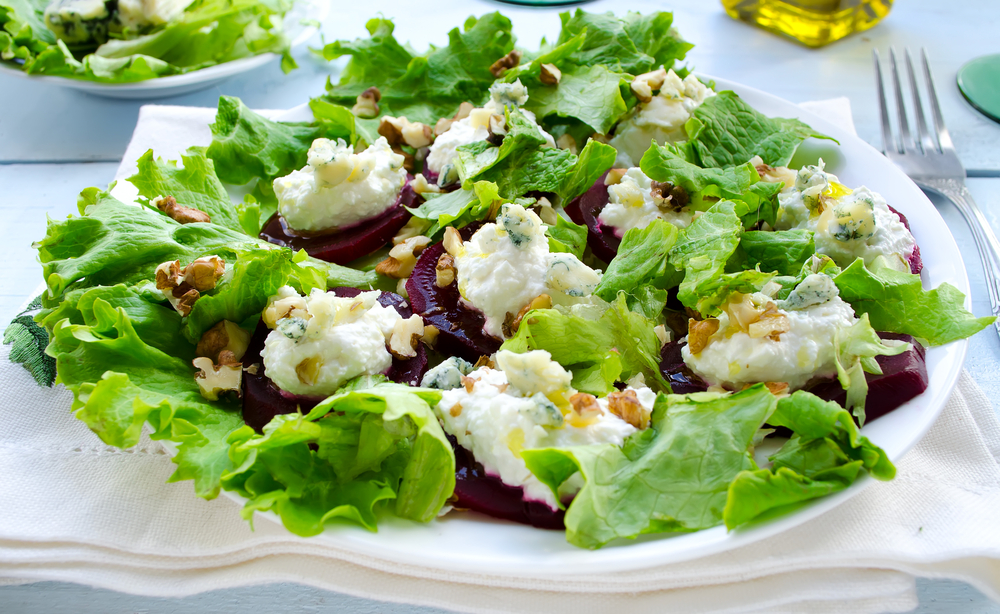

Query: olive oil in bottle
[722,0,893,47]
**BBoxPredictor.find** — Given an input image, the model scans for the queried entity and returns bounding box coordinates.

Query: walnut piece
[435,253,456,288]
[555,134,577,155]
[196,320,251,364]
[569,393,602,421]
[393,216,432,245]
[604,168,628,186]
[765,382,790,396]
[153,195,211,224]
[630,68,667,103]
[376,235,432,278]
[443,226,463,257]
[352,86,381,118]
[421,324,439,348]
[155,256,225,316]
[504,294,552,337]
[295,356,322,386]
[650,181,690,211]
[687,318,720,355]
[489,50,522,77]
[539,63,561,85]
[193,356,242,401]
[607,389,650,430]
[378,116,435,149]
[389,314,424,359]
[748,303,791,341]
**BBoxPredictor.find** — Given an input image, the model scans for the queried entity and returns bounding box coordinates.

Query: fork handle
[925,179,1000,338]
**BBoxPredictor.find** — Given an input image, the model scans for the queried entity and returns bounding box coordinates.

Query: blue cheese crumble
[609,70,715,168]
[260,286,404,397]
[773,160,916,271]
[436,350,651,509]
[453,204,601,338]
[598,167,694,234]
[272,137,407,233]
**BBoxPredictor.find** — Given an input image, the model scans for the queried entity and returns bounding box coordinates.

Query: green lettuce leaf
[833,313,909,425]
[321,14,514,125]
[501,294,669,395]
[545,214,588,259]
[833,259,995,345]
[455,107,615,201]
[594,219,680,307]
[523,385,775,548]
[128,147,242,234]
[553,9,691,75]
[724,390,895,529]
[405,181,502,239]
[685,91,835,168]
[221,384,455,535]
[734,229,815,276]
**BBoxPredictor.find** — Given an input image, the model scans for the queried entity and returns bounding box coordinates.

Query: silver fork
[873,48,1000,340]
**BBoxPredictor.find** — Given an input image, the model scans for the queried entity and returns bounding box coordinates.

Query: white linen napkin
[2,98,999,614]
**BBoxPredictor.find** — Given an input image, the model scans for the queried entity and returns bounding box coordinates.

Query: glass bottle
[721,0,894,48]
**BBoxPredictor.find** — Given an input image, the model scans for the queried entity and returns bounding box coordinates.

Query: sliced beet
[887,205,923,275]
[564,172,620,264]
[405,223,502,363]
[240,288,428,433]
[659,340,710,394]
[450,436,565,530]
[259,177,419,265]
[806,332,927,423]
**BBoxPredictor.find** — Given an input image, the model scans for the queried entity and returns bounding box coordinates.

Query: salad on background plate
[0,0,324,95]
[10,9,995,554]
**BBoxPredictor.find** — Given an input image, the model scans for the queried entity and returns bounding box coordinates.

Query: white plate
[0,0,328,99]
[151,76,968,578]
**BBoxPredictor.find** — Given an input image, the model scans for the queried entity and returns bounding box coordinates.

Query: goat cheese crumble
[454,203,601,338]
[435,350,648,509]
[598,167,694,234]
[682,275,857,390]
[260,286,402,397]
[609,70,715,168]
[273,137,407,233]
[773,160,916,271]
[426,80,556,185]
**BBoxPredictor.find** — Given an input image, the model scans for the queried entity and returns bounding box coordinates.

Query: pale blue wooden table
[1,0,999,611]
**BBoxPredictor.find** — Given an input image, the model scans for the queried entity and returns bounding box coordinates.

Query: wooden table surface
[1,0,999,611]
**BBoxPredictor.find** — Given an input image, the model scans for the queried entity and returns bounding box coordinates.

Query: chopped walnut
[193,356,242,401]
[435,253,456,287]
[687,318,720,355]
[653,324,672,347]
[295,356,322,386]
[393,216,432,244]
[489,49,522,77]
[184,256,226,292]
[486,113,507,146]
[461,375,476,393]
[174,288,200,317]
[434,102,475,136]
[196,320,251,363]
[379,116,435,149]
[539,63,561,85]
[376,236,432,278]
[650,181,690,211]
[388,314,424,360]
[443,226,463,257]
[473,355,495,370]
[153,195,211,224]
[396,277,409,298]
[607,389,650,430]
[748,303,791,341]
[421,324,439,348]
[555,134,578,155]
[454,101,474,121]
[535,196,558,225]
[352,86,381,118]
[506,294,552,337]
[411,173,441,196]
[630,68,667,103]
[765,382,790,396]
[155,256,225,316]
[604,168,628,186]
[449,402,463,417]
[262,293,308,329]
[393,145,415,173]
[569,392,602,420]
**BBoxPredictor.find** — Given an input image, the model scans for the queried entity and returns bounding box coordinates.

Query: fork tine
[905,49,935,154]
[872,49,896,155]
[921,48,955,151]
[889,48,915,153]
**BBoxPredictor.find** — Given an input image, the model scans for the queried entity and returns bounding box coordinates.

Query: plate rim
[153,74,969,577]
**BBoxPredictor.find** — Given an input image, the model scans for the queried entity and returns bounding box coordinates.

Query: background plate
[0,0,328,100]
[145,75,968,577]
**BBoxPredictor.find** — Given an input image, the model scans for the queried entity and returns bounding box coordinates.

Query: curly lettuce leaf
[724,390,895,529]
[685,91,835,168]
[502,294,669,395]
[406,181,502,239]
[322,14,514,125]
[594,218,680,309]
[733,229,816,277]
[222,384,454,535]
[128,147,242,234]
[545,214,588,259]
[668,200,774,316]
[455,107,615,201]
[0,0,53,67]
[523,385,775,548]
[833,259,995,346]
[553,9,691,75]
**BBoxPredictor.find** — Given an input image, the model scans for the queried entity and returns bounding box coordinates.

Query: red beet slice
[658,340,710,394]
[805,332,927,423]
[887,205,923,275]
[259,177,419,265]
[240,288,428,433]
[405,223,502,363]
[564,172,620,264]
[450,435,565,530]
